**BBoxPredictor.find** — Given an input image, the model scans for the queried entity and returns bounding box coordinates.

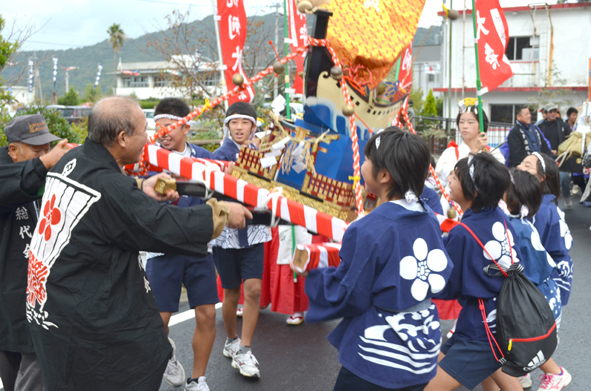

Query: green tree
[0,15,19,104]
[422,89,438,117]
[409,88,424,115]
[107,23,125,95]
[83,83,102,104]
[0,106,87,146]
[58,87,80,106]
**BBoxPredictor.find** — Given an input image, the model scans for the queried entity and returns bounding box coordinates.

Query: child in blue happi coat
[517,152,574,306]
[302,128,453,391]
[425,153,523,391]
[498,168,572,390]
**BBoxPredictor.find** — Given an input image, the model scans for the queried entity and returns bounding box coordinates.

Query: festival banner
[28,58,34,93]
[94,63,103,88]
[473,0,513,94]
[216,0,254,105]
[399,43,413,92]
[52,57,58,91]
[288,0,307,94]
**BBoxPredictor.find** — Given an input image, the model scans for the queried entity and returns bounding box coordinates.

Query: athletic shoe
[518,373,532,388]
[286,312,304,325]
[223,337,241,358]
[232,350,260,378]
[236,307,243,317]
[537,367,572,390]
[185,376,210,391]
[564,197,573,208]
[164,338,186,387]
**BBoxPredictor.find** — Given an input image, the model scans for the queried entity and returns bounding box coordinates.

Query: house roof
[436,2,591,17]
[413,45,441,63]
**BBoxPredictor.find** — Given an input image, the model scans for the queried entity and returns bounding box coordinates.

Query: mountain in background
[1,12,441,101]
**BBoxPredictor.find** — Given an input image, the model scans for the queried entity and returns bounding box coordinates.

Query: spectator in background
[566,107,578,131]
[538,104,573,207]
[535,105,549,126]
[507,106,551,167]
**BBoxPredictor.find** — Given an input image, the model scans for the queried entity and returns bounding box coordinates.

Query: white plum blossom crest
[400,238,448,301]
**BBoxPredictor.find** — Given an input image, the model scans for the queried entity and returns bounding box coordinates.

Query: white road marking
[168,302,222,327]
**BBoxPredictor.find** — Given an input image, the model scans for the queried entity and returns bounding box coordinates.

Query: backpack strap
[458,220,516,365]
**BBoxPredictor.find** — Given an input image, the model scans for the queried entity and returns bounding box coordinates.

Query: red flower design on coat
[38,194,61,241]
[27,252,49,307]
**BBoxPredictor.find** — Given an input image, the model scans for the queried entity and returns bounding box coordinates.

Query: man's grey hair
[87,97,142,147]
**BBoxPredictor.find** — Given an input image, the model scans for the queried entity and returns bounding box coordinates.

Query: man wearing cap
[0,114,69,391]
[535,104,549,126]
[539,104,574,206]
[25,96,251,391]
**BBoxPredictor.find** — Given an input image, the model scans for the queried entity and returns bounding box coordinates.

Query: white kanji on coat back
[400,238,448,301]
[556,208,573,250]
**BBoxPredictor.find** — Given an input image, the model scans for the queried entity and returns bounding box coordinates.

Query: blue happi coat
[437,207,523,342]
[305,200,453,389]
[507,215,562,327]
[530,194,574,305]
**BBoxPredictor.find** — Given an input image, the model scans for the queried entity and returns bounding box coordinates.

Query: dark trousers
[0,351,44,391]
[334,366,427,391]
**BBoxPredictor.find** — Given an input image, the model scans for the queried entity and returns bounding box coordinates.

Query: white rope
[262,187,284,227]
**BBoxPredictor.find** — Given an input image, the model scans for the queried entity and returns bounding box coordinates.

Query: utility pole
[283,0,291,119]
[212,0,229,110]
[63,67,78,92]
[33,52,43,103]
[271,3,282,100]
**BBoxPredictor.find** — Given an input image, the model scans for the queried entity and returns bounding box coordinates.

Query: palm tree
[107,23,125,95]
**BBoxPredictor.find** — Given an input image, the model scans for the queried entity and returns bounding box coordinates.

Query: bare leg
[539,358,561,374]
[490,368,522,391]
[482,376,500,391]
[222,287,241,339]
[160,312,172,335]
[241,278,261,347]
[424,353,463,391]
[191,304,217,378]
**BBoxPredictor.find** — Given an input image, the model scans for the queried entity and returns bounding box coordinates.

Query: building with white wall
[111,56,223,100]
[412,44,443,98]
[435,3,591,123]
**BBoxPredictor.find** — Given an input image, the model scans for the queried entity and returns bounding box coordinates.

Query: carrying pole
[470,0,485,133]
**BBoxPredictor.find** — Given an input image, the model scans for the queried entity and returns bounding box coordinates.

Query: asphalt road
[161,196,591,391]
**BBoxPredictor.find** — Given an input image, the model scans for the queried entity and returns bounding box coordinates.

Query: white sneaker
[519,373,532,388]
[232,350,260,378]
[164,338,186,387]
[223,337,241,358]
[185,376,210,391]
[537,367,572,390]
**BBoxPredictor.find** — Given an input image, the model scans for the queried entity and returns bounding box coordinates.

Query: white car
[143,109,156,137]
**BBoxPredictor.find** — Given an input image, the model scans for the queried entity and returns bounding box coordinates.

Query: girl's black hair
[363,127,431,200]
[456,108,490,132]
[154,97,190,117]
[454,153,511,212]
[505,169,543,218]
[536,153,560,199]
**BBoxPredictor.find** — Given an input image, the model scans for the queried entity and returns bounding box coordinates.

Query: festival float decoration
[127,0,467,242]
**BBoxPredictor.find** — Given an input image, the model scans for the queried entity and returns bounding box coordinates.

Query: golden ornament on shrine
[297,0,313,13]
[232,74,245,87]
[273,61,285,74]
[330,66,343,80]
[342,104,355,117]
[377,83,386,95]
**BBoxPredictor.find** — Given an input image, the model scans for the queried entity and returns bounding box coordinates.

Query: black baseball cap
[4,114,61,145]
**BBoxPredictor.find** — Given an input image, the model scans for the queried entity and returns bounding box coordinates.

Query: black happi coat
[0,147,47,353]
[26,140,214,390]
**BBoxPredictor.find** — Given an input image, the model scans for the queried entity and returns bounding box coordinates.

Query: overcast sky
[3,0,559,51]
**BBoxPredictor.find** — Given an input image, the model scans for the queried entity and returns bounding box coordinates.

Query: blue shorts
[213,244,265,289]
[146,253,218,312]
[439,335,501,390]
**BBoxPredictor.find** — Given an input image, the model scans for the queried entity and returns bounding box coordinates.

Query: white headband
[223,114,257,140]
[531,152,546,173]
[153,114,196,126]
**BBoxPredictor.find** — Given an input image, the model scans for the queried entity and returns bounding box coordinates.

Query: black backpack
[460,221,558,377]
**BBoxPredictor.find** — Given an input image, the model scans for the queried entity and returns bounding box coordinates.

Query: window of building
[490,104,538,124]
[154,77,171,87]
[506,36,539,61]
[428,74,435,82]
[200,72,220,87]
[122,76,149,88]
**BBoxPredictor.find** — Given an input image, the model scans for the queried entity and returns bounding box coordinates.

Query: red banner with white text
[474,0,513,94]
[288,0,307,94]
[217,0,254,104]
[399,43,413,92]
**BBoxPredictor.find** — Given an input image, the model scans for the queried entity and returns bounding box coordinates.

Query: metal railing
[411,115,513,156]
